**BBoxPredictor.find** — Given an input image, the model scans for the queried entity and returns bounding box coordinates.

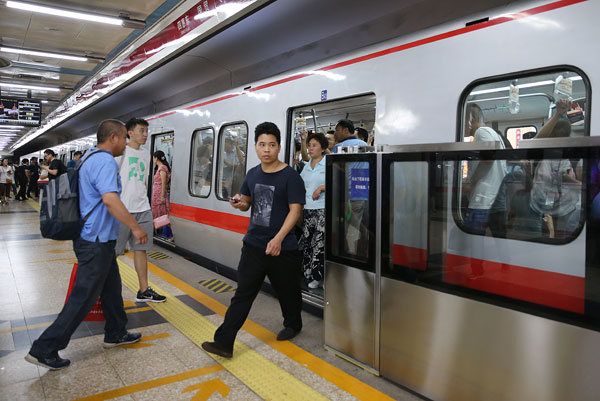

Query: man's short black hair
[336,119,355,134]
[74,151,83,157]
[355,127,369,142]
[97,119,125,144]
[44,149,56,157]
[125,117,149,132]
[22,158,29,164]
[254,122,281,144]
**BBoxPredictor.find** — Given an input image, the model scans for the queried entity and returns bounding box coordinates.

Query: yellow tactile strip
[117,259,329,401]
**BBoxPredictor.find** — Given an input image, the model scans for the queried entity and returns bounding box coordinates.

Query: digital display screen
[0,98,41,127]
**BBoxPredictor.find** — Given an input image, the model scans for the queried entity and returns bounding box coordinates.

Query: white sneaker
[308,280,322,289]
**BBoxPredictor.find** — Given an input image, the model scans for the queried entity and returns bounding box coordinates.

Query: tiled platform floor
[0,198,423,401]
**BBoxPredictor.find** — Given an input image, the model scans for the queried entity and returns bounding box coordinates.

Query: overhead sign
[0,98,41,127]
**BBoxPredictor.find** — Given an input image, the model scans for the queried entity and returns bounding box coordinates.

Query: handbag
[5,178,12,184]
[154,214,171,229]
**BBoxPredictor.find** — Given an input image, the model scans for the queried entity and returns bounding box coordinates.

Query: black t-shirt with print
[241,164,305,251]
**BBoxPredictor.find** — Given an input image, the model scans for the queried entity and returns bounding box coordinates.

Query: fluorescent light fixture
[0,126,25,129]
[0,82,60,91]
[41,100,48,103]
[1,46,87,62]
[6,1,145,29]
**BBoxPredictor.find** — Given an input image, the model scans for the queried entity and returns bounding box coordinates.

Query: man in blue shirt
[25,120,148,370]
[332,119,367,153]
[202,122,305,358]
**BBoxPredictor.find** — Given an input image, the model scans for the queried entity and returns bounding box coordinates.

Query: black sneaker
[25,351,70,370]
[102,332,142,348]
[201,341,233,358]
[135,286,166,303]
[276,327,300,341]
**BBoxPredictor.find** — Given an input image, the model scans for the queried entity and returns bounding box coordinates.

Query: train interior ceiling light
[5,1,146,29]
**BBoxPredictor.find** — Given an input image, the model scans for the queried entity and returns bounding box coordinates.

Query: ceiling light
[41,100,48,103]
[0,82,60,91]
[1,46,88,62]
[6,1,146,29]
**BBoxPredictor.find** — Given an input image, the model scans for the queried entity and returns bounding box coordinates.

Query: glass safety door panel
[324,152,378,373]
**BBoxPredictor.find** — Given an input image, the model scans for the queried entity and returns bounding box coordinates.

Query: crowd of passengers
[464,99,583,240]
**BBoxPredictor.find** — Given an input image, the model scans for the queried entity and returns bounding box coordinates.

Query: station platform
[0,198,422,401]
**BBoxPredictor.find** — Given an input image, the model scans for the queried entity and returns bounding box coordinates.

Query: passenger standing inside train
[40,149,66,181]
[115,118,166,303]
[299,132,328,289]
[25,120,147,370]
[27,157,40,198]
[333,119,368,254]
[202,122,305,358]
[463,103,507,233]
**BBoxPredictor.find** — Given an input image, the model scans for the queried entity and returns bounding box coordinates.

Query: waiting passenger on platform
[27,157,40,198]
[66,151,83,168]
[202,122,305,358]
[15,158,30,201]
[463,103,507,234]
[0,158,12,205]
[40,149,66,181]
[25,119,148,370]
[299,132,328,289]
[115,118,166,303]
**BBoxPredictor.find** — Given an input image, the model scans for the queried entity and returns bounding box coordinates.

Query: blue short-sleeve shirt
[300,157,326,210]
[79,147,122,242]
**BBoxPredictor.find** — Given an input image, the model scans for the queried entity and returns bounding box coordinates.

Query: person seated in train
[463,103,508,234]
[202,122,305,359]
[528,117,581,239]
[221,136,241,197]
[193,147,212,195]
[66,151,82,168]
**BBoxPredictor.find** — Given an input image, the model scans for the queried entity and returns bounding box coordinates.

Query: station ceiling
[0,0,522,156]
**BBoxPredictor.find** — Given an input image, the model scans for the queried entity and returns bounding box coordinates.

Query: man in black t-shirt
[40,149,66,181]
[202,122,305,359]
[27,157,40,198]
[15,159,30,201]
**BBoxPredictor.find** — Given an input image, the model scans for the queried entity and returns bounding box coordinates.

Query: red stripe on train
[393,244,427,271]
[444,254,585,314]
[170,203,250,234]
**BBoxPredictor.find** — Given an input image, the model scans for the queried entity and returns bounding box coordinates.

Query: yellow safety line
[26,198,40,211]
[73,365,224,401]
[144,260,395,401]
[117,259,329,401]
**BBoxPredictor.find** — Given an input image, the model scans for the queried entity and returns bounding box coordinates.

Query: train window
[457,68,589,243]
[505,125,537,148]
[287,93,376,171]
[216,123,248,200]
[189,128,214,197]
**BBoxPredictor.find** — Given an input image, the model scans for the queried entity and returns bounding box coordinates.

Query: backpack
[40,149,107,240]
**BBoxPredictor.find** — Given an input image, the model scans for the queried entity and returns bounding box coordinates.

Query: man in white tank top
[464,103,507,233]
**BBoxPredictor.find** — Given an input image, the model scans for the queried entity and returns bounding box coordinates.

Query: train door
[287,93,376,303]
[149,131,174,239]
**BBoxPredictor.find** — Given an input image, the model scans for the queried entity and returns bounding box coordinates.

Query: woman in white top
[299,132,328,289]
[0,158,13,205]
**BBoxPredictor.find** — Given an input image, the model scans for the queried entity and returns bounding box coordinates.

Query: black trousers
[16,178,28,200]
[27,179,38,197]
[214,243,302,349]
[30,238,128,357]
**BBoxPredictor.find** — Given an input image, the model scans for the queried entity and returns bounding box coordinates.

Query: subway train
[34,0,600,399]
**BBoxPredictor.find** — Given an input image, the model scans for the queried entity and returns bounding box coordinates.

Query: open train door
[148,131,174,240]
